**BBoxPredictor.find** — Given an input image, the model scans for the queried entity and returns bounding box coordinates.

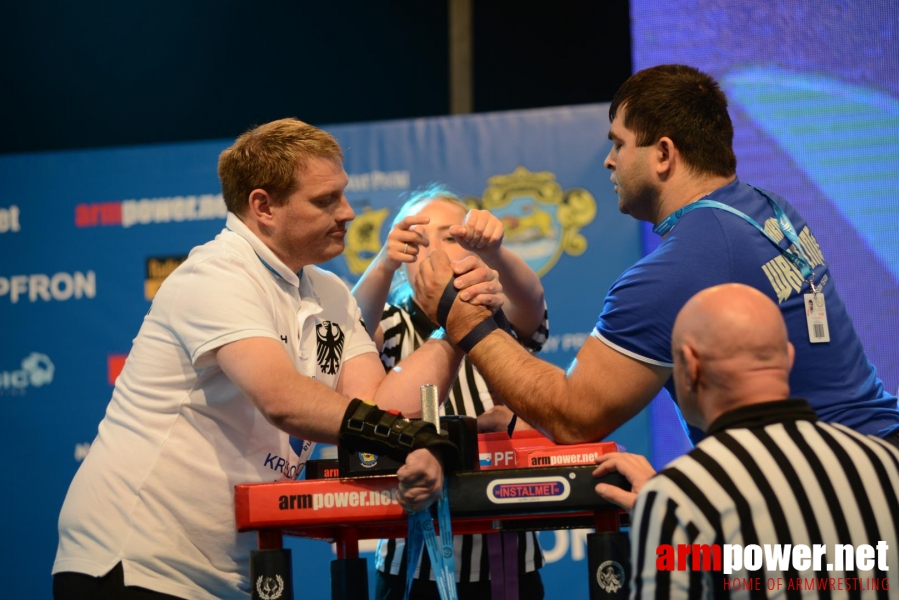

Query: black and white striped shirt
[375,295,549,582]
[631,399,899,599]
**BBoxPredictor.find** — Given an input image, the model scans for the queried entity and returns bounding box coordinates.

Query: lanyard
[404,480,458,600]
[652,186,816,283]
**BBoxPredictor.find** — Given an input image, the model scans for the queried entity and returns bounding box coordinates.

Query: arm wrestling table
[235,431,631,600]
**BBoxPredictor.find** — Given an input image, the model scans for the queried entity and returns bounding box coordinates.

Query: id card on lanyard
[804,292,831,343]
[653,184,830,343]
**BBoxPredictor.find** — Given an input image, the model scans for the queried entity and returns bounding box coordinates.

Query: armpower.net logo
[657,542,890,592]
[75,194,226,228]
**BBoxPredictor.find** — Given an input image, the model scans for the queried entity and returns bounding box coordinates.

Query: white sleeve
[160,254,280,367]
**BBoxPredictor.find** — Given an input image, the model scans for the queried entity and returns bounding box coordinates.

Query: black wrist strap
[493,308,514,335]
[436,276,457,329]
[457,318,498,353]
[338,399,460,470]
[436,277,505,353]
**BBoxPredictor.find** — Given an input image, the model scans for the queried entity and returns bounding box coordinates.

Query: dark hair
[218,118,344,214]
[609,64,737,177]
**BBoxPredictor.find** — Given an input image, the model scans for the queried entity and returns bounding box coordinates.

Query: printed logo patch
[256,575,284,599]
[597,560,626,593]
[316,321,344,374]
[487,476,570,504]
[358,452,379,468]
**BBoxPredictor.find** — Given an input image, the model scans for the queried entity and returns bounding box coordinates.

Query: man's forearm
[465,330,603,443]
[374,334,464,416]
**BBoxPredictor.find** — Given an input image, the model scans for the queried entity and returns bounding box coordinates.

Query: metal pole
[448,0,473,114]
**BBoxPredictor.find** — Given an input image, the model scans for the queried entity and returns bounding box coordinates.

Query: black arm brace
[338,399,460,470]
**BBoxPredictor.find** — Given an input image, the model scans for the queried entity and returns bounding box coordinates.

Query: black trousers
[54,563,184,600]
[375,569,545,600]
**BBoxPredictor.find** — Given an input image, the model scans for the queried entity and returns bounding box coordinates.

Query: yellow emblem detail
[342,167,596,279]
[344,206,390,275]
[477,166,596,276]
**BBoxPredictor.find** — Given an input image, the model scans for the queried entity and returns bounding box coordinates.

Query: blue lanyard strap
[404,480,458,600]
[652,186,815,281]
[404,515,424,600]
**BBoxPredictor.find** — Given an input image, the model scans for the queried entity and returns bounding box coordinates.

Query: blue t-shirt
[594,178,899,444]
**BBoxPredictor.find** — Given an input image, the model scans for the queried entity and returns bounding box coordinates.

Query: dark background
[0,0,631,155]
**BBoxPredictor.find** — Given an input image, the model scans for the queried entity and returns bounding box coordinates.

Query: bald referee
[594,283,899,598]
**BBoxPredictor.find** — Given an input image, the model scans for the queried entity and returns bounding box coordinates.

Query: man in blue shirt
[409,64,899,447]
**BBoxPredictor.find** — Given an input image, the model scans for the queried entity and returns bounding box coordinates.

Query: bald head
[671,284,795,429]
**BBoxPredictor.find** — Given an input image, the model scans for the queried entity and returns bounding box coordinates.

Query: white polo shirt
[53,212,376,599]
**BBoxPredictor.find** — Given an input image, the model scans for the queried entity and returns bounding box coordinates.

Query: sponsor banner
[0,352,55,395]
[0,205,21,234]
[0,271,96,304]
[145,255,188,300]
[75,194,227,228]
[107,354,127,385]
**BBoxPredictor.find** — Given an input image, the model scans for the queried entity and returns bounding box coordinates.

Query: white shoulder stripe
[591,329,674,368]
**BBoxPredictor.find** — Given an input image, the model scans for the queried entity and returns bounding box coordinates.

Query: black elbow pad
[338,399,460,470]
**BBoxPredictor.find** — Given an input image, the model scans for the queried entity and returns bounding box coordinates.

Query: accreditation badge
[804,292,830,343]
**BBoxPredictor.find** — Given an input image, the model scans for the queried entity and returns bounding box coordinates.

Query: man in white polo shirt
[52,118,492,600]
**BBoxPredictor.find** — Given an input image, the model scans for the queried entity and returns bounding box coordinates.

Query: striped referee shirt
[375,294,549,582]
[631,399,899,599]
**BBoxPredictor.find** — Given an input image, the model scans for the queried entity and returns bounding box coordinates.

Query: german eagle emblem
[316,321,344,375]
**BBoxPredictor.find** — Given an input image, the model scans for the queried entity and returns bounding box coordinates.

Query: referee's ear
[680,344,700,392]
[786,341,795,372]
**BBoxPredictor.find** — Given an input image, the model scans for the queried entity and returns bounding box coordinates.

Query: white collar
[225,212,304,289]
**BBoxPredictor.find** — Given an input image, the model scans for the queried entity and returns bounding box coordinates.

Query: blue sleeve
[595,212,736,366]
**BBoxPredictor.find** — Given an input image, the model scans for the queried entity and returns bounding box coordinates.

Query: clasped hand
[412,250,500,342]
[396,448,444,513]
